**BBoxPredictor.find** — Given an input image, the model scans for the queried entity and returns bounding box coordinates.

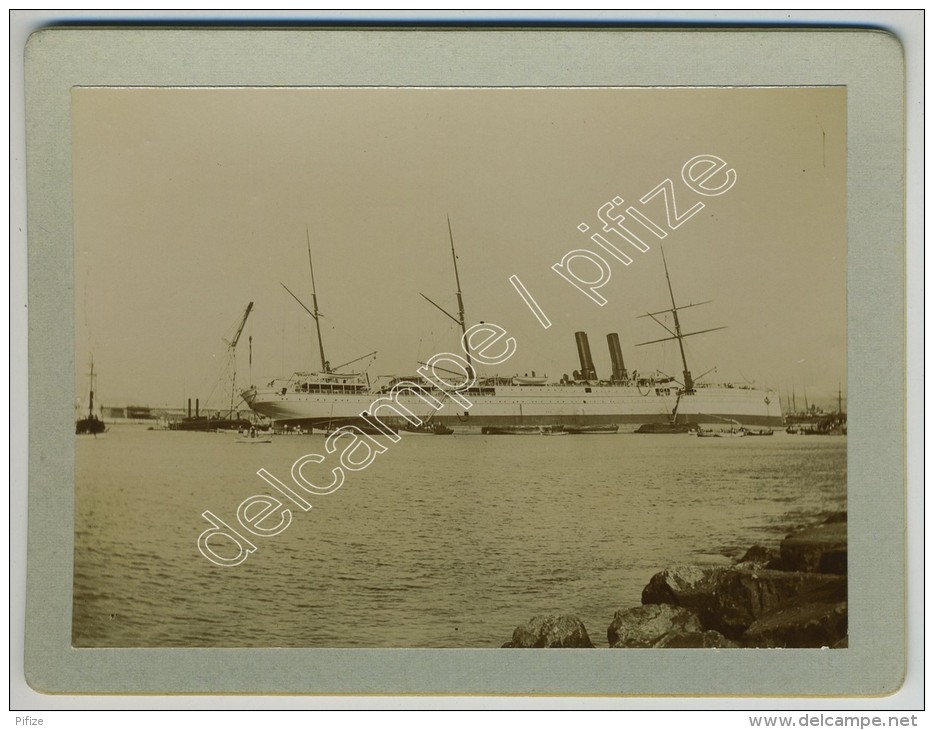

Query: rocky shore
[502,512,847,649]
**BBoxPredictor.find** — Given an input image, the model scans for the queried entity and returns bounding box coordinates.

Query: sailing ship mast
[420,215,473,369]
[636,247,725,395]
[448,216,471,367]
[279,232,375,376]
[307,228,329,373]
[663,248,693,393]
[87,358,96,418]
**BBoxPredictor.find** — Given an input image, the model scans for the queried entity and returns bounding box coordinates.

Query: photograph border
[14,16,913,702]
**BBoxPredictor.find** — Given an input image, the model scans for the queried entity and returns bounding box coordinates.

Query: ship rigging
[242,227,781,432]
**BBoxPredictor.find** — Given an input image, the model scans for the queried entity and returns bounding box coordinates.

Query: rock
[742,577,847,647]
[744,600,847,648]
[710,569,847,638]
[607,604,703,648]
[693,553,734,567]
[641,565,713,605]
[736,544,783,570]
[789,574,848,604]
[739,545,776,565]
[780,521,847,573]
[818,549,847,575]
[503,614,594,648]
[631,516,848,647]
[642,566,846,639]
[653,630,741,648]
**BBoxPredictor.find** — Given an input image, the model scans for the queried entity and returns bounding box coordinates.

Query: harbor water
[73,426,846,648]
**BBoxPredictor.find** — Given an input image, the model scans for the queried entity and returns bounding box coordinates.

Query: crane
[224,302,253,416]
[227,301,254,351]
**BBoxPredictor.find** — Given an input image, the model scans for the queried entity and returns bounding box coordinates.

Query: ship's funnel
[574,331,598,380]
[188,398,192,419]
[196,398,200,418]
[607,333,628,381]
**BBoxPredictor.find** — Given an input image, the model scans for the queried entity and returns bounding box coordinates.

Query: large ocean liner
[242,230,781,433]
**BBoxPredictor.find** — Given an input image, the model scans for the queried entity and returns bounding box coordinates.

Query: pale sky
[73,87,846,410]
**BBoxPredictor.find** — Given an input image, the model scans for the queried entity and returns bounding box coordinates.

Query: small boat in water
[564,424,619,434]
[76,360,107,436]
[76,416,106,436]
[696,426,745,438]
[481,424,567,435]
[634,422,693,434]
[236,427,272,443]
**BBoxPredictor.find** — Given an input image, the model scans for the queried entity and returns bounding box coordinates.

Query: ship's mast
[447,216,471,367]
[419,216,474,372]
[88,359,95,418]
[636,248,724,395]
[661,248,694,393]
[306,227,329,372]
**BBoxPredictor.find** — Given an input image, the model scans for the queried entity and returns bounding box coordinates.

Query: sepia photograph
[17,21,913,703]
[71,85,848,650]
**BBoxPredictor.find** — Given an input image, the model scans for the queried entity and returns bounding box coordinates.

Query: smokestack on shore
[607,333,628,381]
[574,331,598,380]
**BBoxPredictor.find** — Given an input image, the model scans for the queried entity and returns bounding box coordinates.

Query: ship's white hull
[243,382,780,433]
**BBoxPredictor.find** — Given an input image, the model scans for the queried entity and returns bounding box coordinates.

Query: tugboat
[75,360,107,435]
